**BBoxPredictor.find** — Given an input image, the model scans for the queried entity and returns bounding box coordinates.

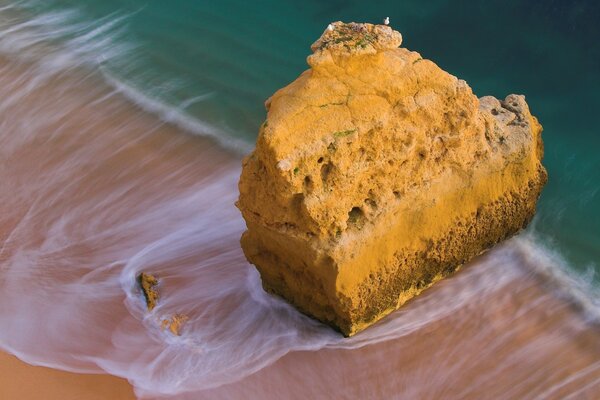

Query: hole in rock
[292,193,304,212]
[304,176,313,192]
[365,198,377,209]
[347,206,365,229]
[321,162,333,184]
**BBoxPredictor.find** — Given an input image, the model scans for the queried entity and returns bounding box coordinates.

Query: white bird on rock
[384,17,390,25]
[327,24,334,31]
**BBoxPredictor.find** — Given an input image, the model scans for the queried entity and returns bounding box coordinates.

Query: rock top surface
[237,22,547,336]
[309,21,402,63]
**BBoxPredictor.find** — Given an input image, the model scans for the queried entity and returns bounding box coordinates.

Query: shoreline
[0,46,598,400]
[0,53,239,399]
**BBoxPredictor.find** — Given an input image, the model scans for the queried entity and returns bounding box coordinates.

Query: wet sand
[0,53,599,400]
[0,351,134,399]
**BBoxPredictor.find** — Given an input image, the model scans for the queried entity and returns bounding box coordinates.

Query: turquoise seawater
[11,0,600,276]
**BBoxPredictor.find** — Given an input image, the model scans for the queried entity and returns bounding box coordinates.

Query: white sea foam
[101,72,254,154]
[0,1,132,70]
[514,233,600,322]
[0,0,253,155]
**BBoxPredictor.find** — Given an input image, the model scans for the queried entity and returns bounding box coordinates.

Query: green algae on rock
[236,22,547,336]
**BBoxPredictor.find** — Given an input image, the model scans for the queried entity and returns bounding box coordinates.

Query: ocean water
[0,0,598,398]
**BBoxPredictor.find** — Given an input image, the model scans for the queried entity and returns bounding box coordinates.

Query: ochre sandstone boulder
[237,22,547,336]
[138,272,159,311]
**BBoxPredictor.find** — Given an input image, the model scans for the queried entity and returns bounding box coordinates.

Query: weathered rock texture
[237,22,547,336]
[138,272,159,311]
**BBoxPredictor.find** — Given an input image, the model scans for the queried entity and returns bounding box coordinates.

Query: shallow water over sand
[0,53,599,399]
[0,3,599,399]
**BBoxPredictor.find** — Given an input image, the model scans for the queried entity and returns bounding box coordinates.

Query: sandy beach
[0,45,599,399]
[0,351,134,399]
[2,255,599,399]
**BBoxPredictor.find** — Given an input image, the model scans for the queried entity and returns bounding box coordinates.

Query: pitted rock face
[237,22,546,336]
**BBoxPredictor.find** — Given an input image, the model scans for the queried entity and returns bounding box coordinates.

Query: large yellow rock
[237,22,547,336]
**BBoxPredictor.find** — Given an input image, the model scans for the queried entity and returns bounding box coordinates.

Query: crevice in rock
[321,162,333,184]
[347,206,365,229]
[303,175,313,193]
